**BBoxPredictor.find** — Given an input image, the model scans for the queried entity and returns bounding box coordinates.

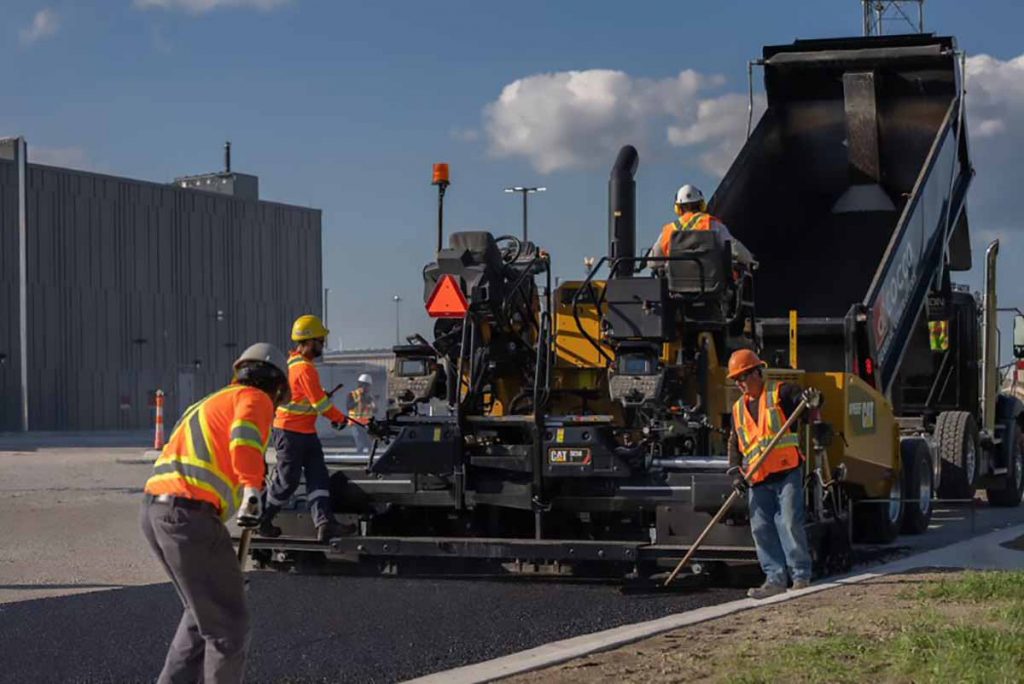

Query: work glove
[331,417,349,431]
[801,388,823,410]
[727,466,749,494]
[236,487,262,528]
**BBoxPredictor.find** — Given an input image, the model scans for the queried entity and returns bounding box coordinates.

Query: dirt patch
[506,570,1024,683]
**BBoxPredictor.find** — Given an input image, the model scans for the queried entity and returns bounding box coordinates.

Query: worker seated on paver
[646,184,755,274]
[141,343,289,684]
[726,349,819,599]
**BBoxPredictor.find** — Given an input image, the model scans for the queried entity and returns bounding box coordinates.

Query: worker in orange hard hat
[646,184,754,270]
[726,348,819,599]
[259,314,353,542]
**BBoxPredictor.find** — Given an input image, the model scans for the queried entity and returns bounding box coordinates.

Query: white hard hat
[233,343,288,377]
[675,184,704,205]
[358,373,373,385]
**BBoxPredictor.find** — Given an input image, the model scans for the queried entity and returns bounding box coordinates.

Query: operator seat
[665,230,732,298]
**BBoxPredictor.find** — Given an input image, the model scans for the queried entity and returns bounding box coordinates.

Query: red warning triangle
[426,274,469,318]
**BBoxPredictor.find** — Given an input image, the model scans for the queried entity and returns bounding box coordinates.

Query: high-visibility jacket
[658,211,714,257]
[928,320,949,352]
[274,352,346,433]
[145,383,272,519]
[732,382,804,485]
[347,387,374,420]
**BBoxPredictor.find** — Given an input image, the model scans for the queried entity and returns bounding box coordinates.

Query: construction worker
[346,373,376,454]
[726,348,818,599]
[140,342,289,684]
[260,314,351,542]
[647,184,754,269]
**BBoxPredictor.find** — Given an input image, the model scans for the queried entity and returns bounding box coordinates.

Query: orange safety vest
[347,387,374,420]
[145,384,272,519]
[658,211,714,257]
[274,352,346,433]
[732,382,804,485]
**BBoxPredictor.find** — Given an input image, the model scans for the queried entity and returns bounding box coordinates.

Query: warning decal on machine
[548,447,592,466]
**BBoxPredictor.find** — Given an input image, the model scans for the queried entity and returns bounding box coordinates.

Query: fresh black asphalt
[0,573,744,683]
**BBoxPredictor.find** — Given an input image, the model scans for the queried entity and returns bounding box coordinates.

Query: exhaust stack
[608,145,639,278]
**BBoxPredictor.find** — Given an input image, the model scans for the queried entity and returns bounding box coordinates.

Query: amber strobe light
[432,163,450,186]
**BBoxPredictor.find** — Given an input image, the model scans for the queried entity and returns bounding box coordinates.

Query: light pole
[393,295,402,345]
[504,186,546,242]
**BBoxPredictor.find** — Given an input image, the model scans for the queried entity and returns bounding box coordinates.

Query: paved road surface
[1,440,1023,682]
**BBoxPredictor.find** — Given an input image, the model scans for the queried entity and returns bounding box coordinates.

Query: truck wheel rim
[964,439,976,484]
[919,462,931,516]
[889,476,902,525]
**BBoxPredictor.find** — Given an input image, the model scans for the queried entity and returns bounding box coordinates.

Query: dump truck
[251,33,1023,577]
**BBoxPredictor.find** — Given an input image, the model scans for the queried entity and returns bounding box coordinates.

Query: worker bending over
[141,343,289,684]
[260,314,351,542]
[726,349,817,599]
[346,373,377,454]
[648,184,755,270]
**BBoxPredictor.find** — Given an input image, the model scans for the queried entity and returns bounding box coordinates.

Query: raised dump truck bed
[713,34,972,396]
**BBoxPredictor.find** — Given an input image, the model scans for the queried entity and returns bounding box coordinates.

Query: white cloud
[963,52,1024,234]
[134,0,290,14]
[31,146,90,170]
[484,69,740,174]
[19,8,59,45]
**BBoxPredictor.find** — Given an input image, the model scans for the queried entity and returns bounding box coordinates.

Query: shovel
[661,396,812,588]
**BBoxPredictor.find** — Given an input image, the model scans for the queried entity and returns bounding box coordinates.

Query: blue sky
[6,0,1024,350]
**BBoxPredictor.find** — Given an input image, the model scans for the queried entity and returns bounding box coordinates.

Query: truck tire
[901,438,934,534]
[988,418,1024,507]
[853,474,903,544]
[935,411,979,499]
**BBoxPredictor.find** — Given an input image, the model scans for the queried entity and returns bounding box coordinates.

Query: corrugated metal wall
[0,161,21,431]
[0,159,322,431]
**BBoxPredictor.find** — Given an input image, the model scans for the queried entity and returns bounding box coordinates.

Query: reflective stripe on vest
[146,385,247,517]
[659,212,713,256]
[732,382,803,485]
[928,320,949,352]
[348,387,373,419]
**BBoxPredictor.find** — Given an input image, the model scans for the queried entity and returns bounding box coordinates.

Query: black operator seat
[664,229,733,303]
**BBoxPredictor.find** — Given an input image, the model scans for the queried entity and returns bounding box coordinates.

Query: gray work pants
[140,496,250,684]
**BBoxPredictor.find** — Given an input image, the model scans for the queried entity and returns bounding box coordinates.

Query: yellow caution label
[556,428,565,443]
[433,427,442,442]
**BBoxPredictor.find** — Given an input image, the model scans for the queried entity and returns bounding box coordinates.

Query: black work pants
[263,429,334,528]
[140,496,249,684]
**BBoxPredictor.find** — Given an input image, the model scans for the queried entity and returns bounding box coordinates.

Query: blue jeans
[748,467,812,585]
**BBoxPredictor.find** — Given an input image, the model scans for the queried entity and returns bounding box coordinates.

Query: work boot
[316,519,356,543]
[747,582,787,600]
[257,518,282,538]
[790,579,812,592]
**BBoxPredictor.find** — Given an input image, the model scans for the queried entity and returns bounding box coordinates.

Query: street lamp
[393,295,402,345]
[504,186,546,242]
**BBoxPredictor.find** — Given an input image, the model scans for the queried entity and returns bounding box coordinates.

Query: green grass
[913,570,1024,601]
[725,572,1024,684]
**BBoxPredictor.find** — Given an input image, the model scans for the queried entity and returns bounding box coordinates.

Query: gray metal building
[0,139,322,431]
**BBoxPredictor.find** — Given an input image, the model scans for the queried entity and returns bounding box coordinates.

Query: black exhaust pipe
[609,145,638,278]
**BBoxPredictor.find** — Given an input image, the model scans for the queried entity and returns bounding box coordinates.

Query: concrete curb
[404,523,1024,684]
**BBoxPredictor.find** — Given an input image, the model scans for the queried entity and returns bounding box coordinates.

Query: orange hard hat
[727,349,765,379]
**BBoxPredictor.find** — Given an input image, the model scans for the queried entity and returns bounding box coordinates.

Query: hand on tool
[801,387,823,409]
[331,417,348,431]
[235,487,262,528]
[727,466,749,494]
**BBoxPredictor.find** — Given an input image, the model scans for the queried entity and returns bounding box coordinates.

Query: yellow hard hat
[291,314,329,342]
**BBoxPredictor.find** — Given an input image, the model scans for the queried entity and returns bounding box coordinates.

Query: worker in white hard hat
[647,184,754,270]
[346,374,377,454]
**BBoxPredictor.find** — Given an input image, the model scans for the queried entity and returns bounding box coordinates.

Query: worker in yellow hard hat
[726,348,818,599]
[259,314,353,542]
[647,184,754,270]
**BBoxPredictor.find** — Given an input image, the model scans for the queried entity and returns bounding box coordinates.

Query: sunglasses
[734,370,757,383]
